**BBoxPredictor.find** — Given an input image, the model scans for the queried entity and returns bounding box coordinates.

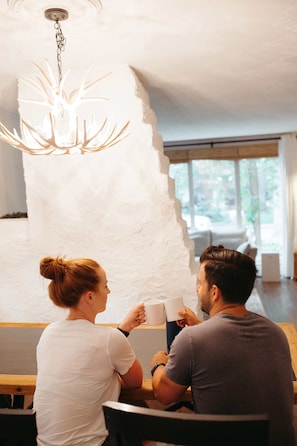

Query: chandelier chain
[54,20,66,85]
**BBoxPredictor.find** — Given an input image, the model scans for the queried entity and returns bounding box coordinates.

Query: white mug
[144,299,166,325]
[164,296,185,322]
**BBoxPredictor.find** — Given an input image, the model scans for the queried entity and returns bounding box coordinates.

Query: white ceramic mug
[145,299,166,325]
[164,296,185,322]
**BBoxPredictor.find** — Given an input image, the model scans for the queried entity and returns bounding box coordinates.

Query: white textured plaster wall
[0,65,199,323]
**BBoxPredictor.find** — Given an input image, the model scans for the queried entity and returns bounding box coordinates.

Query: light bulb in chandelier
[0,8,129,155]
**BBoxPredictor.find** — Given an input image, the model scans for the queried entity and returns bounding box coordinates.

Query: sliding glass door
[169,156,281,266]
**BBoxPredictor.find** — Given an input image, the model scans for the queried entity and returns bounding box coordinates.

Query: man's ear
[211,284,221,303]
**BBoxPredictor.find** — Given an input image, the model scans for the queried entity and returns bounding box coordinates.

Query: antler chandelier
[0,7,129,155]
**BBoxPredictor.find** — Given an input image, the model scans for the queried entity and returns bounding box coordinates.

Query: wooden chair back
[103,401,269,446]
[0,408,37,446]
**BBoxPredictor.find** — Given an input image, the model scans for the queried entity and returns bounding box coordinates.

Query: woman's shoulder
[44,319,115,333]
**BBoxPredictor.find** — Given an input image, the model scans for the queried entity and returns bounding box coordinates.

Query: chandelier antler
[0,7,129,155]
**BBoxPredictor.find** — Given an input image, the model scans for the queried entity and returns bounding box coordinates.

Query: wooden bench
[0,322,297,404]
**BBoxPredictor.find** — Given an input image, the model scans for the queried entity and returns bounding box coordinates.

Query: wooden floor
[255,277,297,328]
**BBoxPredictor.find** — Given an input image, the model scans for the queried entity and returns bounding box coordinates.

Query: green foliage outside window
[169,156,280,253]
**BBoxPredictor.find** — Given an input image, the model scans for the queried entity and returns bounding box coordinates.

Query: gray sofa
[189,228,257,260]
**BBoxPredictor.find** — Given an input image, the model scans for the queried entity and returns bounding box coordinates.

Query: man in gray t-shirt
[151,246,295,446]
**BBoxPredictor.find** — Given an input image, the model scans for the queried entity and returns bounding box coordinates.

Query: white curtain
[278,134,297,278]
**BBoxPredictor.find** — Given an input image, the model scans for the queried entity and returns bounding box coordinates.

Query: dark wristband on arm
[151,362,166,376]
[117,327,130,337]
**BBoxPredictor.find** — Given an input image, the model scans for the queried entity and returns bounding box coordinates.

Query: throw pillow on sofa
[236,241,251,255]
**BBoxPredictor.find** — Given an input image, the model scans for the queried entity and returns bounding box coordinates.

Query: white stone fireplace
[0,65,199,323]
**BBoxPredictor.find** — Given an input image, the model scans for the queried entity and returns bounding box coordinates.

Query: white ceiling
[2,0,297,143]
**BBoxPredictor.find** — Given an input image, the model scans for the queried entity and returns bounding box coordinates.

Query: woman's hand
[118,303,146,333]
[176,306,202,327]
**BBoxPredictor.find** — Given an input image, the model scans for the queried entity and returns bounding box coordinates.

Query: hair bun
[40,256,66,281]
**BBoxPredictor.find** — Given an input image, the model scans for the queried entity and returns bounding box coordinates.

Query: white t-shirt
[33,320,136,446]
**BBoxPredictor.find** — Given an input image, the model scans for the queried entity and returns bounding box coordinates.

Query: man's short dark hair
[200,245,257,304]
